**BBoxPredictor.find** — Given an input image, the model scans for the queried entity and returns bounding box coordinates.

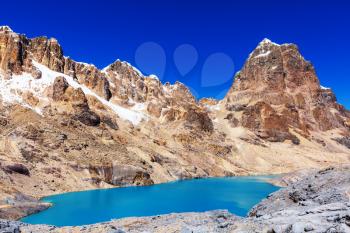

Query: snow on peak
[49,37,58,43]
[248,38,280,59]
[204,103,221,111]
[103,59,145,78]
[248,38,279,59]
[0,63,52,115]
[76,61,96,68]
[32,62,148,125]
[0,25,13,32]
[101,65,110,72]
[0,61,147,125]
[147,74,160,81]
[321,85,331,90]
[254,50,271,59]
[120,61,144,77]
[259,38,280,46]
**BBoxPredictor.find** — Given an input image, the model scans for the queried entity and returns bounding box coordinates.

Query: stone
[0,117,8,126]
[333,137,350,149]
[52,76,69,101]
[73,110,100,126]
[5,164,30,176]
[224,113,239,127]
[101,116,119,130]
[184,108,213,132]
[225,104,247,112]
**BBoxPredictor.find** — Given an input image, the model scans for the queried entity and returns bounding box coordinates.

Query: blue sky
[1,0,350,108]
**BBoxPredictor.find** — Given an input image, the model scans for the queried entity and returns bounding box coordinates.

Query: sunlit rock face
[224,39,350,143]
[0,27,212,132]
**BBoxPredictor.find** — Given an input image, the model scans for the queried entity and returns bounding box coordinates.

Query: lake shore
[2,173,283,222]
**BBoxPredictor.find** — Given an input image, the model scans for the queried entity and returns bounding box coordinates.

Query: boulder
[184,108,213,132]
[333,137,350,149]
[73,110,100,126]
[89,164,153,186]
[52,76,69,101]
[5,164,30,176]
[101,116,119,130]
[224,113,239,127]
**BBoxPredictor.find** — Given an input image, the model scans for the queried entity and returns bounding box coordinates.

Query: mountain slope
[0,26,349,219]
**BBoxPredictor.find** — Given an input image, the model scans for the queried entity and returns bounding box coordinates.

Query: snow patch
[121,61,144,77]
[205,104,221,111]
[101,65,110,72]
[76,61,95,67]
[0,25,13,32]
[131,102,147,111]
[248,38,279,59]
[49,38,58,43]
[33,62,147,125]
[148,74,160,81]
[254,50,271,59]
[321,85,331,90]
[0,66,52,115]
[0,61,147,125]
[103,59,144,77]
[259,38,280,47]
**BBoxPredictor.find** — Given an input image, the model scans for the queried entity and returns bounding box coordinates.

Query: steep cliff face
[0,28,349,220]
[224,39,350,143]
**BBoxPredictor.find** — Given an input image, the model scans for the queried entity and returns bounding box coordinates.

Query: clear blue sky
[1,0,349,108]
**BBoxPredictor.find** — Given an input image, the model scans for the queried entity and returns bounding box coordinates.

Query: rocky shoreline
[1,166,349,233]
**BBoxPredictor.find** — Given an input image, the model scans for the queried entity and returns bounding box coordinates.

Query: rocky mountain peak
[257,38,280,47]
[227,38,320,98]
[104,60,143,78]
[248,38,280,58]
[0,25,13,32]
[223,39,350,143]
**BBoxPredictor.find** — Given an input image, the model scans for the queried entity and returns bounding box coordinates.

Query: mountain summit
[0,28,349,219]
[224,39,350,143]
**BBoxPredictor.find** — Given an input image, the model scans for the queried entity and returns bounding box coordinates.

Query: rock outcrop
[245,166,350,233]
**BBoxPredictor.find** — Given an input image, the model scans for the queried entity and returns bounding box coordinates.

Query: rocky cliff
[0,26,349,220]
[224,39,350,143]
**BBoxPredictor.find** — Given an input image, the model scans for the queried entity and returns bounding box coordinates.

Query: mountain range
[0,25,349,220]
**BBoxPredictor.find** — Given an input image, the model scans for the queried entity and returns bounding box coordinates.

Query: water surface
[21,176,279,226]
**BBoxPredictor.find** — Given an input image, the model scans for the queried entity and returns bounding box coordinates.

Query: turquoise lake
[21,176,279,226]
